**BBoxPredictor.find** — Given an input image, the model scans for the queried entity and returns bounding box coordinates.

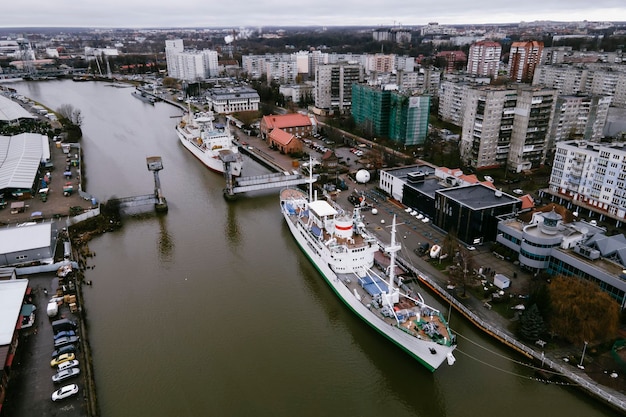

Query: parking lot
[2,273,87,417]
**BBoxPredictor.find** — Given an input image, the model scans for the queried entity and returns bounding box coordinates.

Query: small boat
[131,89,156,104]
[430,244,441,259]
[280,173,456,372]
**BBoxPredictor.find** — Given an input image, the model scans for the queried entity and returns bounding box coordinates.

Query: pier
[111,156,168,215]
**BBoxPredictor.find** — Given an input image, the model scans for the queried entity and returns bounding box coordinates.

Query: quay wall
[395,255,626,414]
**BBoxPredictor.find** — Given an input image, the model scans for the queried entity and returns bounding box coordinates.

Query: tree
[519,304,545,342]
[57,104,83,127]
[162,77,178,88]
[548,276,620,345]
[57,104,83,141]
[448,245,476,297]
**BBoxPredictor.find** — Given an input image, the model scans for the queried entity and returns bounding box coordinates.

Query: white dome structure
[355,170,370,184]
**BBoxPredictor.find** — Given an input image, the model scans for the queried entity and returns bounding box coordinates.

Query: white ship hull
[176,112,242,176]
[281,188,456,372]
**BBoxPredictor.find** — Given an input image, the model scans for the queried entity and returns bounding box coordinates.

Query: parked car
[52,367,80,384]
[54,330,77,341]
[50,353,75,367]
[51,384,79,401]
[57,359,79,371]
[54,335,80,348]
[52,344,77,358]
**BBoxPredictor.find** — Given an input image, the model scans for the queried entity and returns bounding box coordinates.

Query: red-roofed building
[260,113,313,140]
[518,194,535,210]
[268,128,302,155]
[435,50,467,73]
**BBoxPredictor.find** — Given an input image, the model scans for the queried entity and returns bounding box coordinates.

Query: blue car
[53,330,76,341]
[54,336,80,348]
[52,344,77,358]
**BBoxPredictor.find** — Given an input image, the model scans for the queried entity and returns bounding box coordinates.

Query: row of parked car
[49,319,81,402]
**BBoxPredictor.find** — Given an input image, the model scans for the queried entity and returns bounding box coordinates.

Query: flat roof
[0,222,51,255]
[0,279,29,345]
[437,183,519,210]
[405,178,445,199]
[309,200,338,217]
[383,164,436,179]
[0,133,45,190]
[0,95,36,122]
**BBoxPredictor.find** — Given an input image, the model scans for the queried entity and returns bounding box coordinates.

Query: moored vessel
[279,184,457,372]
[131,89,156,104]
[175,110,243,176]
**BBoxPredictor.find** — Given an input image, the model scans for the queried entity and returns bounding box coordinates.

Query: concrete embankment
[240,134,626,414]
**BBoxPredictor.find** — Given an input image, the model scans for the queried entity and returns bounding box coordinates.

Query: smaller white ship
[175,109,243,176]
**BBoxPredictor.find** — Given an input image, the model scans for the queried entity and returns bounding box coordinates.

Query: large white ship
[175,110,243,176]
[280,186,456,372]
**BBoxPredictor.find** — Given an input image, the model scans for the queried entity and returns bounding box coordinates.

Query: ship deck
[337,270,453,346]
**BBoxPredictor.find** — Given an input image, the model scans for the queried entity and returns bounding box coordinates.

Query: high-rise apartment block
[351,84,430,146]
[315,63,361,114]
[389,94,430,146]
[460,85,556,172]
[549,141,626,221]
[165,39,184,79]
[164,39,219,81]
[508,41,543,83]
[547,94,612,151]
[533,64,626,108]
[467,41,502,79]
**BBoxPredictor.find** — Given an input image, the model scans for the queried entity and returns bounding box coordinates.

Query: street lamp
[578,341,588,369]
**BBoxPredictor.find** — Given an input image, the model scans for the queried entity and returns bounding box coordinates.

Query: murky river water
[12,79,618,416]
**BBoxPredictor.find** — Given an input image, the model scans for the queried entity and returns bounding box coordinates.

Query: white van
[47,301,58,317]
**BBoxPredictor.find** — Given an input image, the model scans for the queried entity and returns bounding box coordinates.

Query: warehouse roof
[0,94,36,122]
[0,133,44,190]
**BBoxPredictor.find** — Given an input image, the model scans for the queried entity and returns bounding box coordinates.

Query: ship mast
[387,215,401,292]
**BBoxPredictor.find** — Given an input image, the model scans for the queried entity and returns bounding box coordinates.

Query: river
[12,79,618,417]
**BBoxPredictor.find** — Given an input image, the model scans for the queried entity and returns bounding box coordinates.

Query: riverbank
[236,131,626,413]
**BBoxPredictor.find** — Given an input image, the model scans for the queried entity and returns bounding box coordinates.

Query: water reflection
[156,213,174,264]
[225,201,241,247]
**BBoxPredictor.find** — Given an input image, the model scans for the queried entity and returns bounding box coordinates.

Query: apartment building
[438,80,471,126]
[315,62,361,114]
[467,40,502,79]
[351,84,430,146]
[241,54,299,83]
[548,140,626,221]
[164,39,219,81]
[351,84,392,137]
[460,85,556,172]
[547,94,612,151]
[165,39,184,79]
[372,28,412,44]
[533,64,626,108]
[508,41,543,83]
[388,94,430,146]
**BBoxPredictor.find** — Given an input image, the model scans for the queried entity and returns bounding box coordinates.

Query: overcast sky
[2,0,626,28]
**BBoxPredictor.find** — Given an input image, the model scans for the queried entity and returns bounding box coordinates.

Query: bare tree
[449,245,476,297]
[57,104,83,127]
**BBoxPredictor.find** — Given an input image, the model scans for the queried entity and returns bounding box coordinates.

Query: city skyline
[2,0,626,29]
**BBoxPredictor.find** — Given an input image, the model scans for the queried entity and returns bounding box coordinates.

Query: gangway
[224,171,317,198]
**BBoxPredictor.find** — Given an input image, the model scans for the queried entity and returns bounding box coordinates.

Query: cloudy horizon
[1,1,626,29]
